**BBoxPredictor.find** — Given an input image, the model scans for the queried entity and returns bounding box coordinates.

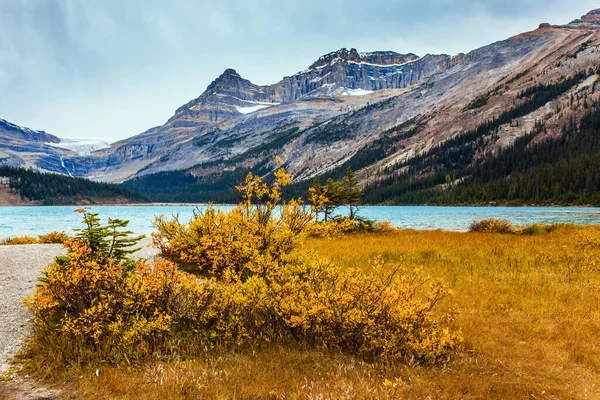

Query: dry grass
[14,226,600,399]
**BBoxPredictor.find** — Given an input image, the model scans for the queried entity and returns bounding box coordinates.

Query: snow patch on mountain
[306,83,374,97]
[342,88,374,96]
[234,104,273,114]
[50,138,111,156]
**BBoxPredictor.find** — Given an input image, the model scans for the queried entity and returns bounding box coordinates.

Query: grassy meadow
[15,225,600,399]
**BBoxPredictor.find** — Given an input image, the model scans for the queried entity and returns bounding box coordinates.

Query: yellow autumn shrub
[37,231,69,244]
[469,218,515,234]
[306,218,397,238]
[2,231,69,245]
[263,255,460,362]
[153,168,312,278]
[24,165,459,367]
[24,239,210,362]
[152,166,460,363]
[1,235,39,245]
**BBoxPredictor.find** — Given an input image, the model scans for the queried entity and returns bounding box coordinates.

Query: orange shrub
[23,168,460,368]
[153,168,312,278]
[1,235,39,245]
[37,231,69,244]
[151,168,460,363]
[2,231,69,245]
[469,218,515,234]
[264,255,460,362]
[306,218,397,238]
[25,240,212,362]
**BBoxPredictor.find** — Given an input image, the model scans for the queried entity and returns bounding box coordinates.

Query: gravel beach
[0,238,157,373]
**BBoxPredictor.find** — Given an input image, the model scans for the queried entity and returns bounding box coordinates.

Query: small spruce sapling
[72,208,145,270]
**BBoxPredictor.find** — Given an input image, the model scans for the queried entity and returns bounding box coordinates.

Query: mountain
[4,9,600,205]
[0,119,110,176]
[66,47,453,183]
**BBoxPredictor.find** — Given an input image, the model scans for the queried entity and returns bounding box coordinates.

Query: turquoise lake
[1,205,600,238]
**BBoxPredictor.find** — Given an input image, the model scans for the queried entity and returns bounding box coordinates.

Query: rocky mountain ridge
[0,119,59,144]
[51,44,458,183]
[167,47,454,133]
[571,8,600,26]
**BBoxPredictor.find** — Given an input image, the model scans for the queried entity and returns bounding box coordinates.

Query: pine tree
[324,178,341,222]
[340,167,362,219]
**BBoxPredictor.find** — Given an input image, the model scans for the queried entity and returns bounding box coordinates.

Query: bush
[152,167,459,363]
[1,235,39,245]
[1,231,69,245]
[265,255,460,362]
[24,169,460,368]
[153,167,312,277]
[25,240,212,363]
[521,223,555,236]
[306,217,396,238]
[37,231,69,244]
[469,218,515,234]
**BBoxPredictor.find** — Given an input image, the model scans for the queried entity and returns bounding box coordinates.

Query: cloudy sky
[0,0,597,141]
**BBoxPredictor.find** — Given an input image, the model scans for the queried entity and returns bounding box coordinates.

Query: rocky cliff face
[0,118,66,171]
[571,9,600,26]
[269,50,452,102]
[171,69,278,128]
[170,48,453,130]
[0,119,109,176]
[308,49,418,69]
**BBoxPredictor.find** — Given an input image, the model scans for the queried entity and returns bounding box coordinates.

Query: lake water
[1,205,600,238]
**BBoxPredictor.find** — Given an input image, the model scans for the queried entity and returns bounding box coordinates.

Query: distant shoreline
[0,202,238,207]
[83,203,238,207]
[2,202,600,209]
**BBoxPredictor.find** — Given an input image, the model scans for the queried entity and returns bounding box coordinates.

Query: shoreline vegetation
[0,165,148,206]
[1,167,599,399]
[4,196,600,209]
[2,160,600,208]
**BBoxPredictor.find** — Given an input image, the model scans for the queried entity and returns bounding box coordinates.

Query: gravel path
[0,243,65,373]
[0,238,157,374]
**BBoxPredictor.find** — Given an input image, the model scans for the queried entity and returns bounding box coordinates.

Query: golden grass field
[14,226,600,399]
